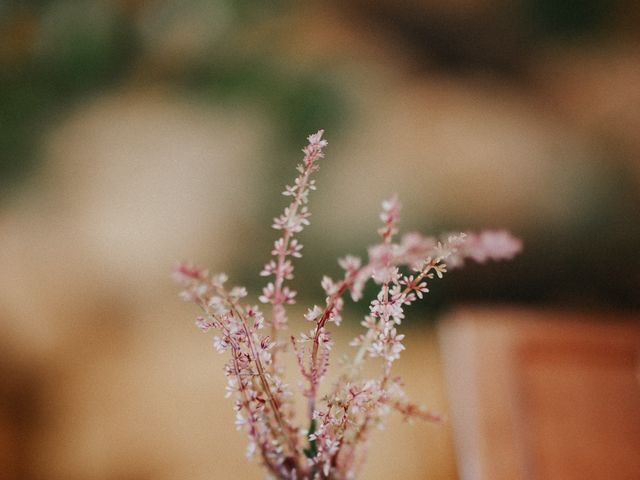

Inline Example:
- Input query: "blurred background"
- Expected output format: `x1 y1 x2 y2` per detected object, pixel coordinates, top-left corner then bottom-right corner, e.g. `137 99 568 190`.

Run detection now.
1 1 639 479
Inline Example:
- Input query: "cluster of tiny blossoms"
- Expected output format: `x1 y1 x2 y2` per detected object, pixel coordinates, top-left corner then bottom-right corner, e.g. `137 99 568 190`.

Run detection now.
174 131 521 480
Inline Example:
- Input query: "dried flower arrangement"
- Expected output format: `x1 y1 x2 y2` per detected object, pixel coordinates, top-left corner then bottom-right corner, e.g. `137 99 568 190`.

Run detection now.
174 131 521 479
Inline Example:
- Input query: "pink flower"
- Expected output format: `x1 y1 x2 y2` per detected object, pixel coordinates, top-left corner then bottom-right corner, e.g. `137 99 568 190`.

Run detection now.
174 130 520 480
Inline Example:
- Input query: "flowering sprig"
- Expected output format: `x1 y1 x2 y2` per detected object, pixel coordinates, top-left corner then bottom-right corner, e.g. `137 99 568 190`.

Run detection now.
175 130 521 479
261 130 328 342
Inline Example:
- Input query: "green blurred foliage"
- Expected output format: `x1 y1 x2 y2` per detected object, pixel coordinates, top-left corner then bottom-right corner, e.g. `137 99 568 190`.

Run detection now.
526 0 616 38
0 0 345 199
0 0 138 192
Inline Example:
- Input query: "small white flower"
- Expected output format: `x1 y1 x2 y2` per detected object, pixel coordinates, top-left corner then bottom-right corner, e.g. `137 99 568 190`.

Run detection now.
230 286 247 299
304 305 323 322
